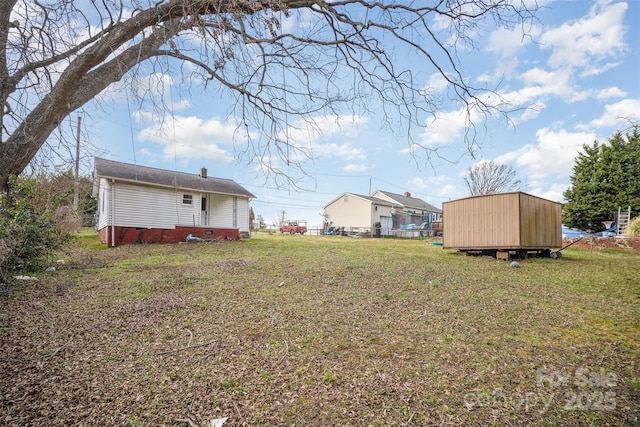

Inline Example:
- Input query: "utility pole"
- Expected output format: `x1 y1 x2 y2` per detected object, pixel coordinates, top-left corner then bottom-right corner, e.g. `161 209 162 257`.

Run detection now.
73 114 81 212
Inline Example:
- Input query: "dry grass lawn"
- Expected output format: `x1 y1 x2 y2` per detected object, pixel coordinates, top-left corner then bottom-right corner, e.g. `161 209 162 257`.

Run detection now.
1 232 639 426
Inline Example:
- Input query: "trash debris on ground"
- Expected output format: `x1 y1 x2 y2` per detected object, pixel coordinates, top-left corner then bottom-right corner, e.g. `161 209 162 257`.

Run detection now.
210 418 228 427
14 275 38 281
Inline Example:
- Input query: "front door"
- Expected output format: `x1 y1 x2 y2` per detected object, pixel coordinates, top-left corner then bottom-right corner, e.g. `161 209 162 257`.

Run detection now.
201 195 209 226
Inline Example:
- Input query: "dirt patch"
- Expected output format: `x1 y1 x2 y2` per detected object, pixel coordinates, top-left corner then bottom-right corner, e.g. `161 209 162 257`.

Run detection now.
564 237 640 252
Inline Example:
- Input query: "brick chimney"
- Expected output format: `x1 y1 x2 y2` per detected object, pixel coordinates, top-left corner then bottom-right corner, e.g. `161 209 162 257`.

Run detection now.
200 167 208 178
404 191 411 198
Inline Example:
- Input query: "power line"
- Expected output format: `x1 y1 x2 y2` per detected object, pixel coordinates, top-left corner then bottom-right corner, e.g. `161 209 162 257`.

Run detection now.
251 200 323 210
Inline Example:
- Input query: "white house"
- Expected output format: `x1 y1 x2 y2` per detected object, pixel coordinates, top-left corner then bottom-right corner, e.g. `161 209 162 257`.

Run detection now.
92 157 255 246
323 190 442 237
371 190 442 229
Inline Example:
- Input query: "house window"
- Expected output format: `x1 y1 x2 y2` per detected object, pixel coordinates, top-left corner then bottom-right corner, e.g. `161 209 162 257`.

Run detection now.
182 194 193 205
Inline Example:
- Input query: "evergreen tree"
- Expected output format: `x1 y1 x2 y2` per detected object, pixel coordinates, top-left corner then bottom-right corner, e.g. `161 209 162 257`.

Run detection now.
563 127 640 232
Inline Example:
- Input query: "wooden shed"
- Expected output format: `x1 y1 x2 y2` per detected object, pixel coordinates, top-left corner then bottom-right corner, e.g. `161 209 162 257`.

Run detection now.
442 192 562 255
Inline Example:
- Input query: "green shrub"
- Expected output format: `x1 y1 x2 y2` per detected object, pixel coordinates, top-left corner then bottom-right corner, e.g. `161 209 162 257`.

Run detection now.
627 216 640 237
0 176 70 282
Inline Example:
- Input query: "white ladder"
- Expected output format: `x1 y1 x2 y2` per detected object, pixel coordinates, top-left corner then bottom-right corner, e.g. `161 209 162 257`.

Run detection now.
617 206 631 236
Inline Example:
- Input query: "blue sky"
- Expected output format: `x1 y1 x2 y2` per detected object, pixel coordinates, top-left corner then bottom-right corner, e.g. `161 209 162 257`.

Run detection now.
84 0 640 227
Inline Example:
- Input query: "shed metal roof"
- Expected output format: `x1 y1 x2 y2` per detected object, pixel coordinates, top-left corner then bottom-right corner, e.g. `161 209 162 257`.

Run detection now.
93 157 255 198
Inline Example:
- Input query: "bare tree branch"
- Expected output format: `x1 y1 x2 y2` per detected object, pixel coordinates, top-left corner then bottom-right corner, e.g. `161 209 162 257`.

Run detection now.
1 0 539 189
464 159 526 195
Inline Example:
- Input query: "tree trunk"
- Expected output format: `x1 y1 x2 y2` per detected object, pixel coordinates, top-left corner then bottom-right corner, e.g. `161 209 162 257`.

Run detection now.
0 19 179 190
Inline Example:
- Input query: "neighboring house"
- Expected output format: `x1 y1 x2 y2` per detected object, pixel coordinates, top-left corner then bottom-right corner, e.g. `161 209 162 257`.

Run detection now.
323 190 442 237
92 157 255 246
371 190 442 230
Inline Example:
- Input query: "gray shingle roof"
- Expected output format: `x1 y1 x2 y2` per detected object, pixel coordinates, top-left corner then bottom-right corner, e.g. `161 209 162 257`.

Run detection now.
93 157 255 198
376 190 441 213
351 193 402 206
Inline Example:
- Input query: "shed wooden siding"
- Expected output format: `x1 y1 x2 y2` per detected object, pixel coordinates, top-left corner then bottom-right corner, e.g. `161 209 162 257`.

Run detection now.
324 195 372 228
518 192 562 248
442 192 561 250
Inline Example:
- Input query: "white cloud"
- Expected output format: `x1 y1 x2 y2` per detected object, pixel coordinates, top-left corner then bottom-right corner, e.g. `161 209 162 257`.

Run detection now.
410 176 449 189
278 115 368 161
429 175 448 185
410 177 427 189
540 1 628 70
425 73 450 93
529 183 570 203
595 87 626 99
97 72 193 112
399 144 415 156
136 148 161 162
482 14 543 81
588 99 640 128
343 163 369 172
498 69 625 121
281 8 315 32
476 73 493 84
568 86 628 103
418 106 480 146
487 25 540 59
514 102 546 123
496 127 596 178
438 184 457 198
138 115 243 163
483 1 631 119
580 61 621 77
172 99 193 110
516 67 573 100
315 143 366 161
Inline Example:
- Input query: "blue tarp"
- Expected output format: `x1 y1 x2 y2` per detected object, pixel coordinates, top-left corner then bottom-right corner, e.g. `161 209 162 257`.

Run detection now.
561 224 617 238
399 223 417 230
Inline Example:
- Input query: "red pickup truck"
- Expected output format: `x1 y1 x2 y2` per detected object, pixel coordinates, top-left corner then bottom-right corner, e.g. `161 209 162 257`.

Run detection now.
280 220 307 234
